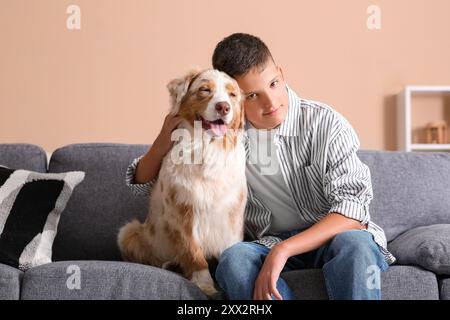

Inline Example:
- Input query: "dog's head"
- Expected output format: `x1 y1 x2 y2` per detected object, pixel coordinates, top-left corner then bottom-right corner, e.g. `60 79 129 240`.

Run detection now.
167 68 244 137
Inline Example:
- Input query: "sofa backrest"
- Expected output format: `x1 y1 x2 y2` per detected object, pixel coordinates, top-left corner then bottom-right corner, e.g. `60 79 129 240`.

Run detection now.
51 146 450 260
3 143 450 261
0 143 47 172
358 150 450 242
49 143 150 261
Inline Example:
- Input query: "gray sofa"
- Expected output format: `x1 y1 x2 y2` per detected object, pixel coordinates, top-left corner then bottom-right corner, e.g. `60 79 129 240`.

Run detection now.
1 142 449 300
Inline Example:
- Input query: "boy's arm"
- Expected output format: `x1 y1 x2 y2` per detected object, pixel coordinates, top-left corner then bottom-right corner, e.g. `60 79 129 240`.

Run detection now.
280 116 373 256
278 213 364 257
254 116 373 300
254 213 364 300
133 143 166 184
125 155 158 196
125 114 183 196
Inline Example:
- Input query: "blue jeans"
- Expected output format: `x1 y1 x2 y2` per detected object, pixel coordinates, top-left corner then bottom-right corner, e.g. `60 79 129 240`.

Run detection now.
215 229 389 300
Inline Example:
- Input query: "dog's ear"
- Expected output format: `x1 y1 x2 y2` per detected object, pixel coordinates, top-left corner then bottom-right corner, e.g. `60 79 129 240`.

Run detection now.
238 92 246 130
227 82 246 131
167 67 202 114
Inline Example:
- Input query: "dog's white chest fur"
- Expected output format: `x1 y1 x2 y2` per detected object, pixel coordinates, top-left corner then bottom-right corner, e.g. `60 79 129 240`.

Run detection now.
151 136 247 258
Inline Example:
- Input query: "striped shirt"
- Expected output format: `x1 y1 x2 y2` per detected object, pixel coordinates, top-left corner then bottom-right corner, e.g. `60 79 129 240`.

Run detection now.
125 85 396 265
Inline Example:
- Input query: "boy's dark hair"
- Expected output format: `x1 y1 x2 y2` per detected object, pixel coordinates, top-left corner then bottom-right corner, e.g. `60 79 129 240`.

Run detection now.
212 33 274 78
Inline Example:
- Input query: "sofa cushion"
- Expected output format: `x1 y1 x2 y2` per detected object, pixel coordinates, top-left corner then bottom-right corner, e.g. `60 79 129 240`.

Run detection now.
280 269 328 299
20 260 207 300
0 143 47 173
388 224 450 275
0 263 23 300
49 143 150 261
0 166 85 271
358 151 450 241
439 278 450 300
281 265 439 300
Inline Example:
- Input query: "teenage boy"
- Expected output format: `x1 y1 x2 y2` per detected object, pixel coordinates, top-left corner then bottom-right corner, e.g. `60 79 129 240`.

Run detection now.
126 33 395 300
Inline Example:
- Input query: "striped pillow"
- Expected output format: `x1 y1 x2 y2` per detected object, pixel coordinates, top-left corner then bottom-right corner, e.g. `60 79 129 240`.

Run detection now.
0 165 85 271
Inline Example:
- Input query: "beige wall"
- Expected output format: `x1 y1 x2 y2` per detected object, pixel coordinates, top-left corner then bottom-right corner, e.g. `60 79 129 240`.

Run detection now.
1 0 450 154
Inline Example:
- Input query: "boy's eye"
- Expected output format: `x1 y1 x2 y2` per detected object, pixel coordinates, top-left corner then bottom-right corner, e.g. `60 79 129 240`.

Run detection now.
271 80 279 88
247 93 257 100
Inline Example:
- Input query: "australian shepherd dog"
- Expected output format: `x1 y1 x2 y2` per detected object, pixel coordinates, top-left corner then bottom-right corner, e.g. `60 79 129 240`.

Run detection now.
118 68 247 296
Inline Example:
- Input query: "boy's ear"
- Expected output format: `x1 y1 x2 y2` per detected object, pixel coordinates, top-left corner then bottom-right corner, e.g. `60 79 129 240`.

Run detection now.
167 67 202 114
277 65 285 82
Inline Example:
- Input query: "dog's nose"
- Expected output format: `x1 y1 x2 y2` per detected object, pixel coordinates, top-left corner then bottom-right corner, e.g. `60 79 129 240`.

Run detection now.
215 102 230 116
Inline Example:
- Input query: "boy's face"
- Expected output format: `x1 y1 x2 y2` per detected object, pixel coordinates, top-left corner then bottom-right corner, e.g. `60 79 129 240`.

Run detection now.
235 60 289 130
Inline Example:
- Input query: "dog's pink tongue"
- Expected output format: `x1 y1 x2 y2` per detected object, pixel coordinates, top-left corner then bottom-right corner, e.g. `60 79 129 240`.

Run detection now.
210 123 227 136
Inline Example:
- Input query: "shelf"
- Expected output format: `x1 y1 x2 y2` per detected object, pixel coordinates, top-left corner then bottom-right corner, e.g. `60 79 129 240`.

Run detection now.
411 144 450 151
406 86 450 93
397 86 450 152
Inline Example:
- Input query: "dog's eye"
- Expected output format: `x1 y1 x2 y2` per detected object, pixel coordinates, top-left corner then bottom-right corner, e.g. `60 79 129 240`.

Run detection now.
199 87 211 93
230 92 236 97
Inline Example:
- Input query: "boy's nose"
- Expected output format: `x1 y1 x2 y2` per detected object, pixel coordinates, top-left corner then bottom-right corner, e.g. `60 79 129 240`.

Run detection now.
262 93 278 111
215 102 230 116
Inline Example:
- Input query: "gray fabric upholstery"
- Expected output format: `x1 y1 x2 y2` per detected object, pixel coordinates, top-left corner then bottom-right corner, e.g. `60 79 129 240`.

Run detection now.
0 143 47 172
1 143 449 300
380 265 439 300
0 263 23 300
388 224 450 275
281 265 439 300
20 261 207 300
358 151 450 242
49 143 151 261
439 278 450 300
281 269 328 299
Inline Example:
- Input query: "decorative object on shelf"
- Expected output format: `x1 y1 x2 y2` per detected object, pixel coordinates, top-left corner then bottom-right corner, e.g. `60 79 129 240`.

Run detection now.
425 120 448 144
397 86 450 151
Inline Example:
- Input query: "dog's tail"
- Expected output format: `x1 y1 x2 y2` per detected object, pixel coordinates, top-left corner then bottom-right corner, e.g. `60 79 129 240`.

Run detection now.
117 220 152 264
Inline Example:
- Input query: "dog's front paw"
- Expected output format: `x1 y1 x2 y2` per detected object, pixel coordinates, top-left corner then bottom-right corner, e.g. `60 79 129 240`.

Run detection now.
191 269 218 297
199 284 219 297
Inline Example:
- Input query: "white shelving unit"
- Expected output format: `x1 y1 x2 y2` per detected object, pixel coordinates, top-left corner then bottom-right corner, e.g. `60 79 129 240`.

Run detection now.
397 86 450 152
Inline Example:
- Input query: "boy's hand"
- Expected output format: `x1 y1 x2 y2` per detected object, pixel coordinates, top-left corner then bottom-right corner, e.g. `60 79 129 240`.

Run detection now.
152 113 183 158
253 243 289 300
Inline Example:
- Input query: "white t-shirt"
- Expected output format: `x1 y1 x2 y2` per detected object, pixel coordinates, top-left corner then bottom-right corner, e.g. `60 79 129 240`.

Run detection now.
246 123 310 234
